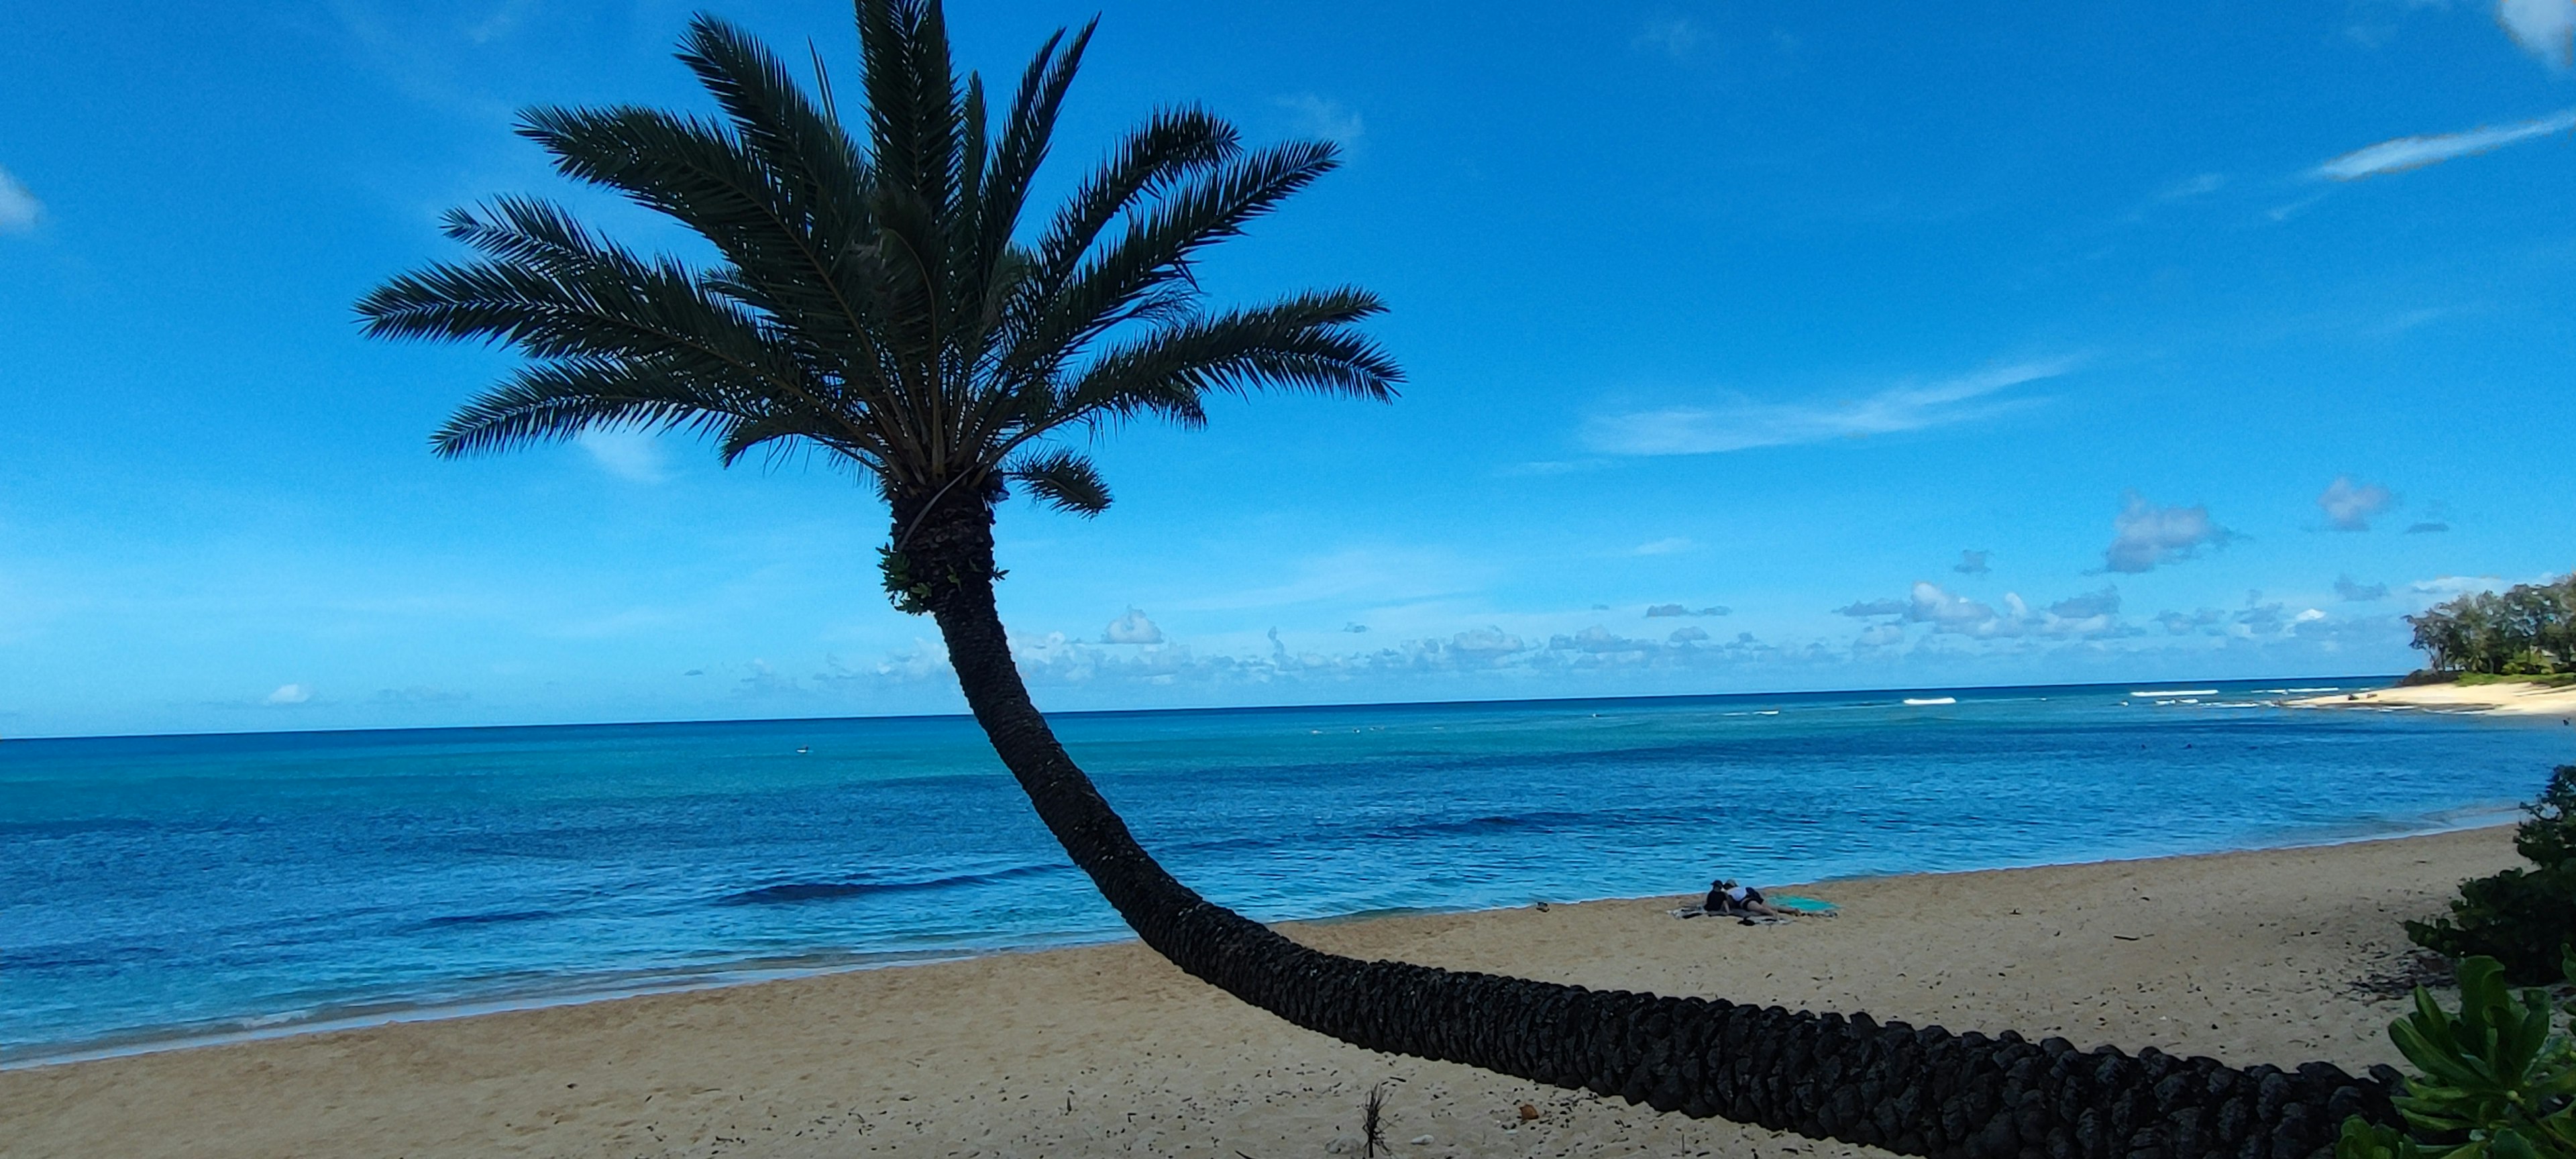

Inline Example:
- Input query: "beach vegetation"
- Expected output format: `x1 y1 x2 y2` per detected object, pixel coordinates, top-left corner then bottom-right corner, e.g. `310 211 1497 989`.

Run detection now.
2408 574 2576 679
2334 954 2576 1159
2408 767 2576 983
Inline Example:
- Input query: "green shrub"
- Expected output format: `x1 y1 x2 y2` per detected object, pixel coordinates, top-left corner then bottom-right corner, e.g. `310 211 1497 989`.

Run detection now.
2408 768 2576 984
2336 955 2576 1159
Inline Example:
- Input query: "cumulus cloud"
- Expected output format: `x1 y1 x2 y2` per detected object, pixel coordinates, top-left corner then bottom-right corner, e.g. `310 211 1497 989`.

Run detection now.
1342 622 1370 633
1644 603 1729 617
1277 94 1364 144
1854 623 1907 649
2155 608 2227 635
0 166 40 234
1102 607 1164 645
1839 582 2128 641
2317 476 2396 531
1668 625 1711 643
2502 0 2576 66
265 683 313 706
2047 587 2121 619
1583 359 2076 456
576 428 667 482
1953 550 1991 575
2335 575 2391 602
2316 107 2576 180
1550 625 1661 654
2102 494 2235 573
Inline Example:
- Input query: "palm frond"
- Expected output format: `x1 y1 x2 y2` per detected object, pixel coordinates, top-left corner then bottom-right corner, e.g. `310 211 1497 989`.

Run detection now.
1042 288 1400 433
431 356 755 458
1009 140 1339 383
1006 446 1111 515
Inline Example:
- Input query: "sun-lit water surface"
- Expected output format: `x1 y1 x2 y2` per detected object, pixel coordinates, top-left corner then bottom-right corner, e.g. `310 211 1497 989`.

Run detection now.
5 680 2569 1064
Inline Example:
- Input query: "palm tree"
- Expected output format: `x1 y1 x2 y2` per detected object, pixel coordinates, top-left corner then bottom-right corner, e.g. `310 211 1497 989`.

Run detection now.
359 5 2392 1156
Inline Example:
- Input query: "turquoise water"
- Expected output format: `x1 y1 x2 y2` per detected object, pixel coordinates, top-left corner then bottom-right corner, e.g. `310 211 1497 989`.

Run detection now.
4 680 2569 1064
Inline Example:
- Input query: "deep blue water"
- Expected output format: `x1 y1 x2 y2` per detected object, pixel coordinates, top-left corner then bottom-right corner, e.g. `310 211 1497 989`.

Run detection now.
5 680 2571 1064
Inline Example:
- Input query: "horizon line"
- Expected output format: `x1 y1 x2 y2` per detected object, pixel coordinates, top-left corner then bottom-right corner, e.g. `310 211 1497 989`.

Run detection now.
0 673 2401 745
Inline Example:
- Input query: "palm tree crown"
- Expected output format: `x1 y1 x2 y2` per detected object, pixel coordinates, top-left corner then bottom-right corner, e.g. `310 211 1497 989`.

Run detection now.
358 0 1397 594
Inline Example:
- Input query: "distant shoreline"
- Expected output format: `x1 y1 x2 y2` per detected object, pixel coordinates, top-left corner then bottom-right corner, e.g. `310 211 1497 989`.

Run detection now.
2286 679 2576 718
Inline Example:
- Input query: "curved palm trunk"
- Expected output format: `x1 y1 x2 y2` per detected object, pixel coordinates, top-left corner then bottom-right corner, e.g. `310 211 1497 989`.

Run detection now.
905 501 2396 1159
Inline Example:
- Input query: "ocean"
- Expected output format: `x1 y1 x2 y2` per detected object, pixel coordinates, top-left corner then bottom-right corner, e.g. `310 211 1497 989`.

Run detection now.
5 680 2569 1066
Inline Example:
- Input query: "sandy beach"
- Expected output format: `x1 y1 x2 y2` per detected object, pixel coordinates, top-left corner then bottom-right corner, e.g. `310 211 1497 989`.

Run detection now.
0 825 2526 1159
2286 680 2576 718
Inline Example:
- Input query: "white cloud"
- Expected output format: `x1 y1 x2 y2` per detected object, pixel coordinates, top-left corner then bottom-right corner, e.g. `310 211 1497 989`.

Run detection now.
0 166 41 234
1835 598 1910 618
2412 574 2506 596
2501 0 2576 66
1277 95 1364 145
1633 537 1694 556
2315 107 2576 180
1635 16 1703 56
2317 476 2396 531
1952 550 1991 575
1854 623 1907 649
2335 575 2392 602
2158 173 2227 200
1584 358 2076 456
576 428 667 482
1102 607 1164 645
2102 494 2235 573
265 683 313 706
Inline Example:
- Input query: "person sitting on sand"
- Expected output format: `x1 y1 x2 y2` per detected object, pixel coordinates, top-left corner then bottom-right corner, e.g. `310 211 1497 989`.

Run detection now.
1705 879 1786 918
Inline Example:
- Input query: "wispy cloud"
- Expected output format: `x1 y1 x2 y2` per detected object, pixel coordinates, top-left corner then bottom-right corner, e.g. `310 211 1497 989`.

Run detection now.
1632 537 1693 556
1634 16 1703 56
2317 476 2396 531
2102 494 2237 573
2157 172 2227 200
1644 603 1729 617
2502 0 2576 66
2316 107 2576 180
576 429 667 483
1584 358 2078 456
1276 95 1364 145
0 166 42 234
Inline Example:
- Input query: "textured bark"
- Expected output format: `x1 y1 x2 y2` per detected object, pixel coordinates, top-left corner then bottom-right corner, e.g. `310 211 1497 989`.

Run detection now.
902 496 2401 1159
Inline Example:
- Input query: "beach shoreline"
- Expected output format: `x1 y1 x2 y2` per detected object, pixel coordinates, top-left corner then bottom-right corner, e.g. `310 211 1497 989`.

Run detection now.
1 810 2528 1074
0 825 2528 1158
2285 679 2576 718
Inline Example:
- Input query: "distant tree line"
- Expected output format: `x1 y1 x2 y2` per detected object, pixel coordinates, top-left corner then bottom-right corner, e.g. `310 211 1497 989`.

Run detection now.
2407 571 2576 676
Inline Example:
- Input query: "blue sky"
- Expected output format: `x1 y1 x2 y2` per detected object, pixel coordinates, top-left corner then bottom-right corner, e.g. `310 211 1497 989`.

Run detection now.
3 1 2574 736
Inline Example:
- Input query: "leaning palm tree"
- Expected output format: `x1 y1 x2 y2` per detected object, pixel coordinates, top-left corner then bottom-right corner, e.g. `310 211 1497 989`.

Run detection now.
360 5 2394 1156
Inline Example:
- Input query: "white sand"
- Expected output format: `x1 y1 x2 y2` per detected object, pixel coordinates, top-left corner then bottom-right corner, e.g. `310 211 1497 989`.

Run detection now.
0 826 2520 1159
2286 680 2576 718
